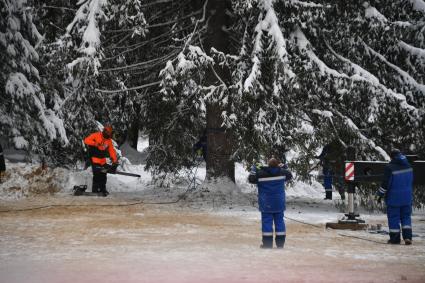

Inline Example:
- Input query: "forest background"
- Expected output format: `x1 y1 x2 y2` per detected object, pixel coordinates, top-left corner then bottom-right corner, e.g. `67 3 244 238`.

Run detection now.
1 0 424 191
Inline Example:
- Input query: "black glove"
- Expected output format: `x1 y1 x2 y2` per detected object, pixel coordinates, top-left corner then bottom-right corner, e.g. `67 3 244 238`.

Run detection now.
108 163 118 174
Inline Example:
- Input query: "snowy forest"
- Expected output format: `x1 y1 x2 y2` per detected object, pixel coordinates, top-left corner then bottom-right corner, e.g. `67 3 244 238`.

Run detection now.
1 0 425 181
2 1 425 282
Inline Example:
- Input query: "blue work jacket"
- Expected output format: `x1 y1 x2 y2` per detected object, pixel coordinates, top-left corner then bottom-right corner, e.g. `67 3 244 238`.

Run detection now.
378 154 413 206
249 166 293 213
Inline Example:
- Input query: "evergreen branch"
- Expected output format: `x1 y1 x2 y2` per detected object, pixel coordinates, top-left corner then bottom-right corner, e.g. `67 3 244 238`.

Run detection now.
101 24 194 62
332 110 390 160
181 0 208 53
146 0 194 22
95 81 161 94
361 39 425 95
99 52 178 72
139 0 176 9
105 10 202 33
107 23 194 50
41 5 76 12
324 39 419 112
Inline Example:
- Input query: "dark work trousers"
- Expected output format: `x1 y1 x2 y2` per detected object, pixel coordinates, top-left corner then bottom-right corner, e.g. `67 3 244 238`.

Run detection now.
92 165 107 193
387 205 412 243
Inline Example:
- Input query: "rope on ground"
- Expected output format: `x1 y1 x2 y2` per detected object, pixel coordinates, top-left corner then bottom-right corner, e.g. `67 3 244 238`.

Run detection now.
0 195 201 213
284 216 323 228
284 216 388 245
337 233 387 245
0 201 145 213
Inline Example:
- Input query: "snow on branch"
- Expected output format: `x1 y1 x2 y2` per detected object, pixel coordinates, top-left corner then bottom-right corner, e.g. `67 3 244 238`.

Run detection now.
158 45 214 97
399 41 425 59
95 81 161 94
66 0 107 57
181 0 208 53
261 0 287 59
363 3 414 27
333 110 390 160
324 40 379 84
244 0 289 91
409 0 425 13
99 52 179 73
362 40 425 95
290 0 324 8
291 27 346 78
325 41 419 112
6 73 69 146
312 109 333 118
363 2 388 22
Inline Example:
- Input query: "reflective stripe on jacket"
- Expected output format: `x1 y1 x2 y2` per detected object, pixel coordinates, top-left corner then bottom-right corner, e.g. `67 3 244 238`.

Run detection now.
249 166 292 213
84 132 117 165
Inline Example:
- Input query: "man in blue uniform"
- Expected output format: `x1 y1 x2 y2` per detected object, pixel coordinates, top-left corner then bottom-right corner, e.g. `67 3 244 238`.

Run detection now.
0 143 5 183
323 166 333 200
193 131 207 161
249 157 293 249
377 149 414 245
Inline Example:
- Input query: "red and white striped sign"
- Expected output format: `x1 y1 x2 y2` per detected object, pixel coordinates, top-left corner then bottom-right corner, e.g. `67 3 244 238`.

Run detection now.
345 162 355 181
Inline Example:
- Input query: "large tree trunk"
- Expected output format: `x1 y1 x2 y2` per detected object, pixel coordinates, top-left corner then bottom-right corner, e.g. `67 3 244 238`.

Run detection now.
203 0 235 181
127 103 141 149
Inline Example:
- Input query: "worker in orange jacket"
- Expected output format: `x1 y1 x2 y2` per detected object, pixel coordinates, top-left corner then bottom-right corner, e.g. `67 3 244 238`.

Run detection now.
84 125 118 196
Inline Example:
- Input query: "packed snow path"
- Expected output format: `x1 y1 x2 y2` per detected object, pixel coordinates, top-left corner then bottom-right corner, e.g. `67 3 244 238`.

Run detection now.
1 195 424 283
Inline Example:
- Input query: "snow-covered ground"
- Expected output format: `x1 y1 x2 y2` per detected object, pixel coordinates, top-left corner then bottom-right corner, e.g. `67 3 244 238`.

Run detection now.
1 152 425 282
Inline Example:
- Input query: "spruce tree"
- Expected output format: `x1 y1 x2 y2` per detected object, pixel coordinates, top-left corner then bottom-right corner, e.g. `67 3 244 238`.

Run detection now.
0 0 68 159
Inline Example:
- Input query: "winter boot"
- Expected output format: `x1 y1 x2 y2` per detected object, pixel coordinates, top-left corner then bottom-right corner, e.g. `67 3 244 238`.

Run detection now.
275 235 286 249
388 232 401 244
92 183 100 193
402 228 412 245
260 236 273 249
324 191 332 200
98 183 109 197
99 188 109 197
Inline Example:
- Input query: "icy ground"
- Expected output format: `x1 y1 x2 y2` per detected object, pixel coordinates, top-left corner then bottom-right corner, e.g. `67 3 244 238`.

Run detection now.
0 159 425 282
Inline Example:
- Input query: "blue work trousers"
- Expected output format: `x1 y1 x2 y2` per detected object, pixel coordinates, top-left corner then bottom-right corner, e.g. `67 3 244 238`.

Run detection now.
261 212 286 236
387 205 412 239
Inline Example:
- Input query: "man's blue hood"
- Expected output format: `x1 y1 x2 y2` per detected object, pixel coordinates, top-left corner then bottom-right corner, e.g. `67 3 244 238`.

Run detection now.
391 153 410 167
265 167 281 175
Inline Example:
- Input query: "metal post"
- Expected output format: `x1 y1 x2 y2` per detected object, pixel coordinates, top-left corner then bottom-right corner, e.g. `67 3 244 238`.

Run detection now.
346 146 356 219
347 182 356 220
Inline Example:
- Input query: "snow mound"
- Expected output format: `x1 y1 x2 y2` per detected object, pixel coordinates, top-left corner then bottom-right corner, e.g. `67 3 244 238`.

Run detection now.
119 142 147 165
181 178 256 210
0 162 64 200
287 180 325 199
0 160 330 208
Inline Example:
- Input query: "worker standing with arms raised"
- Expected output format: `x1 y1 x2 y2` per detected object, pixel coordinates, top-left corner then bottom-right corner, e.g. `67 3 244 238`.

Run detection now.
249 157 292 249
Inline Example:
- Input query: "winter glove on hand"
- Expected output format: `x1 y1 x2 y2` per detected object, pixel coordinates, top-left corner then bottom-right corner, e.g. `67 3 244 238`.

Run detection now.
251 164 257 172
100 166 109 173
248 164 258 184
109 163 118 174
279 163 288 169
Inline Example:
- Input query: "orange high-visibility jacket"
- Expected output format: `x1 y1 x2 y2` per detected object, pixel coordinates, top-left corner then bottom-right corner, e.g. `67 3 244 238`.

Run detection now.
84 132 118 165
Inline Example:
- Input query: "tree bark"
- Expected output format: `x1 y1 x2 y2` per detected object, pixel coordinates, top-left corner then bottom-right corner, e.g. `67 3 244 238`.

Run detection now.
203 0 235 182
127 103 141 149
